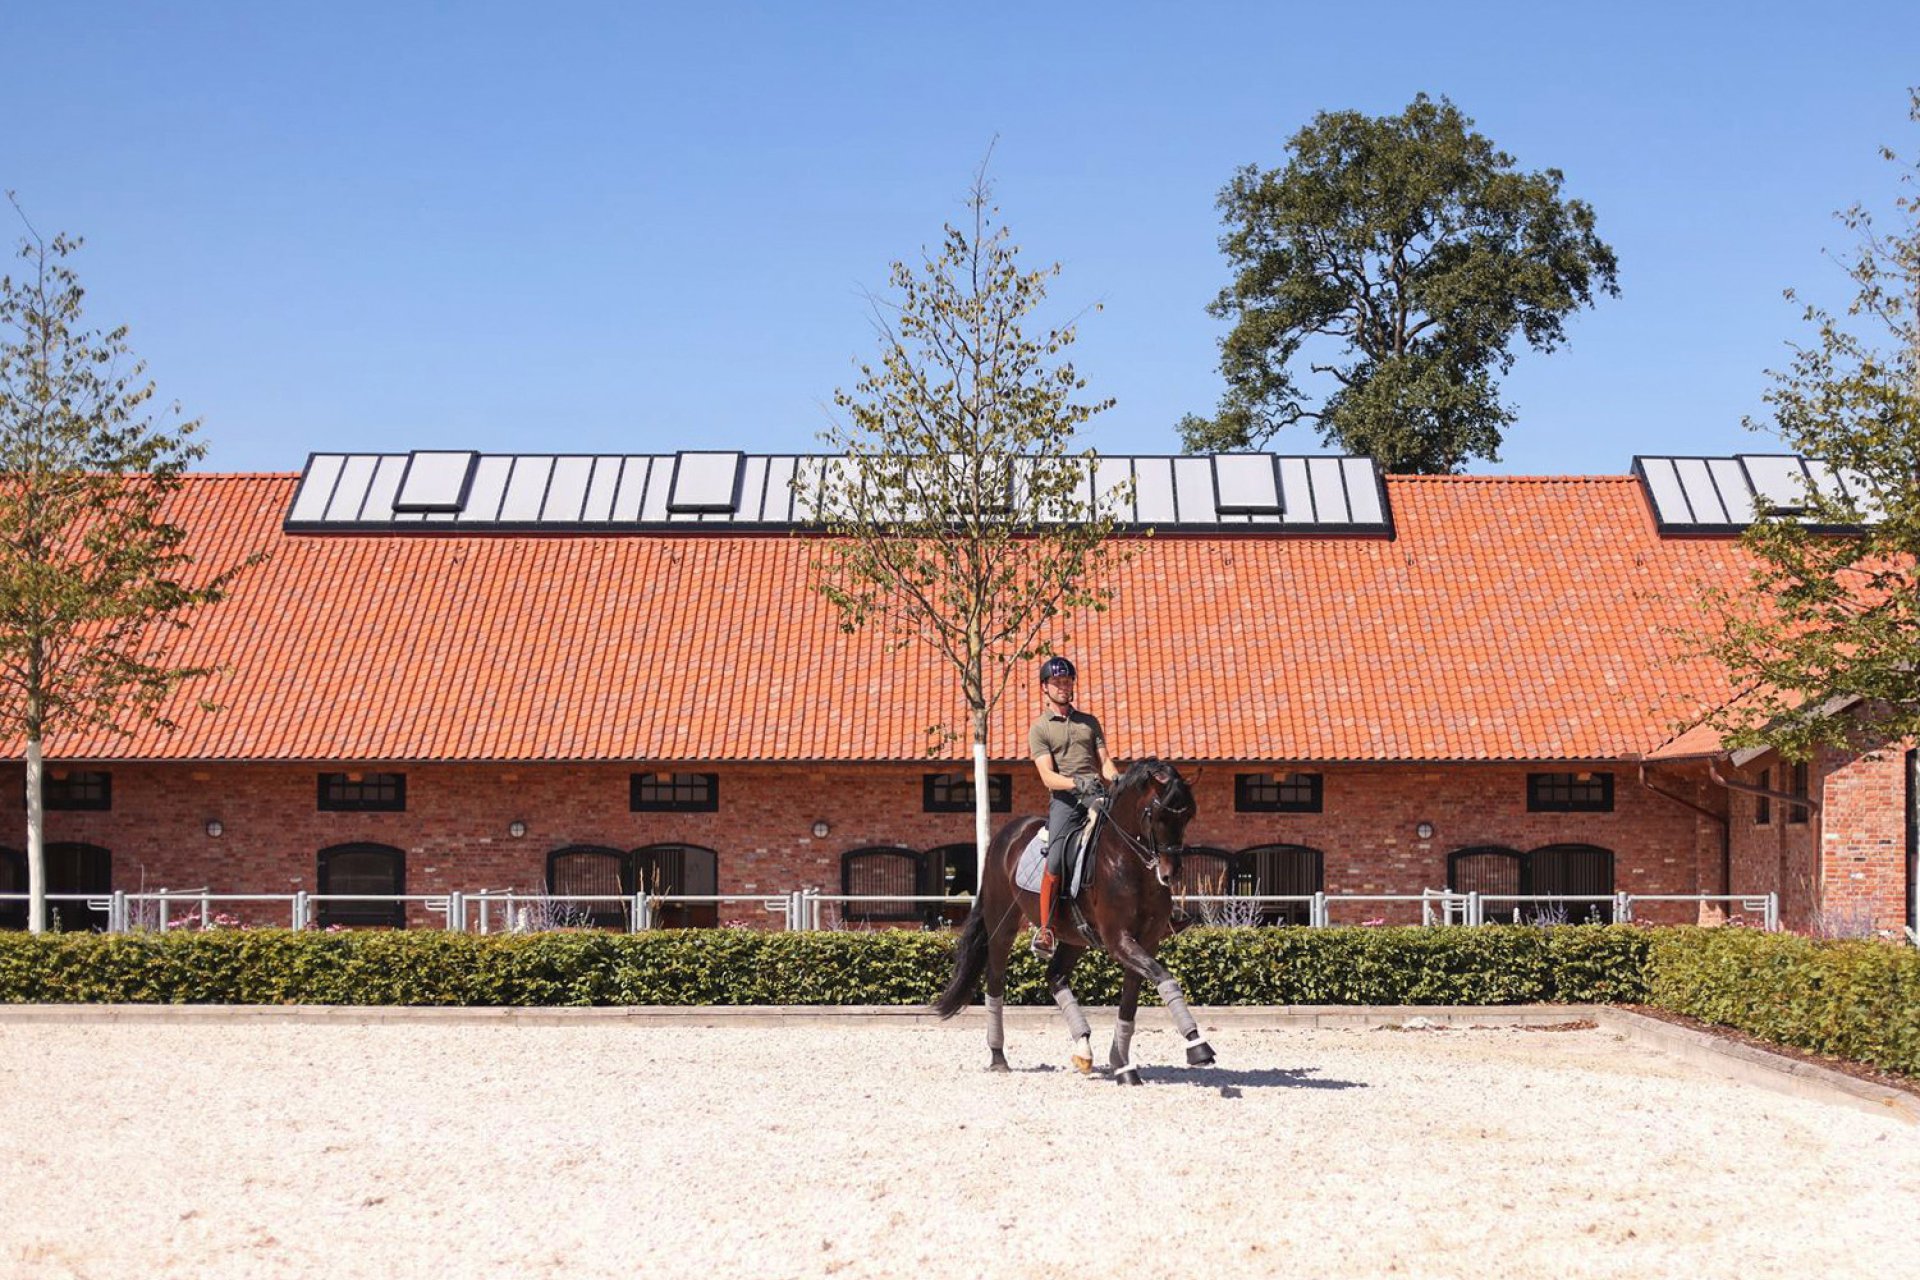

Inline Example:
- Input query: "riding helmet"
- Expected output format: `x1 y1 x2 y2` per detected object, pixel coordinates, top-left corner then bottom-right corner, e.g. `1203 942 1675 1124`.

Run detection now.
1038 656 1076 684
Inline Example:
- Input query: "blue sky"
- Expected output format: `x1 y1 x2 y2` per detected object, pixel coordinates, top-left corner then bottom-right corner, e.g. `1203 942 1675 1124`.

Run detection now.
5 2 1916 475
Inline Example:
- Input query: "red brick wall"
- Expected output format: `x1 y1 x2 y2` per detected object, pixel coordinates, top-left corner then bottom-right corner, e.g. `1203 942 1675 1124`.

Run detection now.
1725 743 1914 937
1817 742 1913 938
1727 761 1820 931
3 759 1723 927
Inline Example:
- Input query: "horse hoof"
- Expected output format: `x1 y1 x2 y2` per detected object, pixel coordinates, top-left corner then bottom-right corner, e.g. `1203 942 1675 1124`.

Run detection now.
988 1052 1010 1073
1115 1067 1143 1086
1071 1053 1093 1075
1184 1039 1216 1067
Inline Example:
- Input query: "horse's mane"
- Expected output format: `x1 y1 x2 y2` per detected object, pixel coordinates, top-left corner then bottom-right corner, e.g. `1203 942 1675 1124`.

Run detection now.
1115 757 1193 813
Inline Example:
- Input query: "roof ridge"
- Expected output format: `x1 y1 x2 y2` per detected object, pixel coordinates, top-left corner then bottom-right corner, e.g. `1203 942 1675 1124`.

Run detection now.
1385 474 1635 484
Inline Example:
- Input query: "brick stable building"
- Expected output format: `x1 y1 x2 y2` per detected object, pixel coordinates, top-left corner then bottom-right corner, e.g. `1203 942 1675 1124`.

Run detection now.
3 449 1913 936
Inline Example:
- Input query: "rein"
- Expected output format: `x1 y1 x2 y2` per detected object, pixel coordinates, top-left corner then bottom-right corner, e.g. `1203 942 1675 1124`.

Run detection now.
1099 775 1194 886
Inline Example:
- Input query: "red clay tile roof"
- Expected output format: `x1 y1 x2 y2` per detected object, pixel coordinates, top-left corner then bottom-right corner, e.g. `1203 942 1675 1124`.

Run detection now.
19 472 1757 764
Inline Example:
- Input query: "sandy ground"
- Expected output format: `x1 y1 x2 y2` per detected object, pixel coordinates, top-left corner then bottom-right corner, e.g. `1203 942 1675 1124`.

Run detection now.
1 1015 1916 1280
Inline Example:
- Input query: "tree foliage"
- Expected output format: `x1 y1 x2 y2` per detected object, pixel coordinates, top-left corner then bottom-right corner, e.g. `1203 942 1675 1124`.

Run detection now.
1180 93 1619 473
1693 92 1920 760
809 171 1126 872
0 202 262 931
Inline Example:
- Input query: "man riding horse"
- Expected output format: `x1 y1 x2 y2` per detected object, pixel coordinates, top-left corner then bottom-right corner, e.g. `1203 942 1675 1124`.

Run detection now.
1027 655 1120 959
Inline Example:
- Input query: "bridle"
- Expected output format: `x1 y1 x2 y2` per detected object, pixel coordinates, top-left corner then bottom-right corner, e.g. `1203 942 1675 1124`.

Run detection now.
1102 769 1193 887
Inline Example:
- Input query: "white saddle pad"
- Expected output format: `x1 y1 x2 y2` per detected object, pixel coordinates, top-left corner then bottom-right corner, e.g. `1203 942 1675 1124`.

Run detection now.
1014 830 1048 893
1013 812 1097 897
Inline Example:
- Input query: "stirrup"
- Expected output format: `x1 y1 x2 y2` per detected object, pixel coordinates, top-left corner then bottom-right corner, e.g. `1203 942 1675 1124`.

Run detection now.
1030 926 1056 959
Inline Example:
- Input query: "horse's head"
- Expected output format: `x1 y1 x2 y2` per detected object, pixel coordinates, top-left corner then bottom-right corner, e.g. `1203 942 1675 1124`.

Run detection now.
1111 758 1197 887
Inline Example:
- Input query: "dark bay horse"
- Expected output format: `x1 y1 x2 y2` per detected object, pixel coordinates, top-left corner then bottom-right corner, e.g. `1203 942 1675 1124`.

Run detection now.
933 758 1214 1084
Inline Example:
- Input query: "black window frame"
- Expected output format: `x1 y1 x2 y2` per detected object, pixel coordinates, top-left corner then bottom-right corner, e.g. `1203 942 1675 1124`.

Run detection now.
1526 771 1614 813
1754 768 1772 826
317 772 407 812
316 842 407 928
1234 771 1324 814
1787 761 1810 825
43 770 112 812
630 772 719 813
922 771 1012 814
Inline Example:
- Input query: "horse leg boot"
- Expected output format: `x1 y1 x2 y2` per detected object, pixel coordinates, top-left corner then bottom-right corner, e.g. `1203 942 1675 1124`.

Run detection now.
985 994 1009 1072
1156 976 1216 1066
1110 974 1142 1085
1051 986 1093 1075
1046 949 1093 1074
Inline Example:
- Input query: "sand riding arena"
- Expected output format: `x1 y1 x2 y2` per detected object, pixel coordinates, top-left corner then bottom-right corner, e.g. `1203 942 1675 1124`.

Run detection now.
1 1006 1915 1280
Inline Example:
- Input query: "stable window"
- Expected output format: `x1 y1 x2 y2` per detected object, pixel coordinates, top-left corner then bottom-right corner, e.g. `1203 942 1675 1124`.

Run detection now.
1754 769 1772 826
316 843 406 928
630 772 719 812
1526 772 1614 812
1787 762 1810 825
44 770 111 811
922 772 1011 814
318 772 406 812
1234 771 1323 813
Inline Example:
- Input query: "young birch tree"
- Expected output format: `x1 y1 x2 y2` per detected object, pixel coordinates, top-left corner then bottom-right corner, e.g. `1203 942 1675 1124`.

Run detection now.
810 174 1126 885
1694 93 1920 759
0 206 260 931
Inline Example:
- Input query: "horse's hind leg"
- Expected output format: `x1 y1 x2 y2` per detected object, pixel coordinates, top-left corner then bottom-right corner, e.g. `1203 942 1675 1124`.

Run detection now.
1046 946 1093 1075
1110 971 1143 1086
984 908 1015 1073
1110 930 1216 1067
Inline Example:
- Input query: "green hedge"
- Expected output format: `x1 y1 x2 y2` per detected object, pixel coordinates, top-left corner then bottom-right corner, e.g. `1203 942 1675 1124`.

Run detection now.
0 923 1910 1076
1648 927 1920 1075
0 924 1649 1008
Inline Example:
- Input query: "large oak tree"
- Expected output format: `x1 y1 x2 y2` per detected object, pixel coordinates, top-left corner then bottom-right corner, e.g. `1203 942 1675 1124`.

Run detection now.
1181 94 1619 473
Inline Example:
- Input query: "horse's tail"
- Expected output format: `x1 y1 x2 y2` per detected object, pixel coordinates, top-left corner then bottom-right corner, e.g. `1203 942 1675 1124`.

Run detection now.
932 903 989 1019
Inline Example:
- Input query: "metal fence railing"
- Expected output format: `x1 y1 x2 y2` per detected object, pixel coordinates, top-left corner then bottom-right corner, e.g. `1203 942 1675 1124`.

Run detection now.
0 889 1781 934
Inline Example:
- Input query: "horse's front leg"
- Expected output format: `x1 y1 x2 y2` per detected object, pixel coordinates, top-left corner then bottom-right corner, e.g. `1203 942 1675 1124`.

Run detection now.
1046 946 1094 1075
1110 971 1143 1086
1109 931 1216 1067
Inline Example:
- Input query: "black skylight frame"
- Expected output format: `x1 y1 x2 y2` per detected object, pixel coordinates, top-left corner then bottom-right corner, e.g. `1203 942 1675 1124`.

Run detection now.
1633 454 1874 537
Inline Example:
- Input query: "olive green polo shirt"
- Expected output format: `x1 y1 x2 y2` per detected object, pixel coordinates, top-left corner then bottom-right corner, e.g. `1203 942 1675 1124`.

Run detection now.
1029 707 1107 784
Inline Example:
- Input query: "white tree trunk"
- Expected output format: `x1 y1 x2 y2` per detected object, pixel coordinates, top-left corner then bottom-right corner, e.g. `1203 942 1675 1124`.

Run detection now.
25 737 45 935
971 708 991 894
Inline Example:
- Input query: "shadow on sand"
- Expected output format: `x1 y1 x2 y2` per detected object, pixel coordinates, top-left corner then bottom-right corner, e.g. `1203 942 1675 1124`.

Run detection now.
1001 1063 1367 1093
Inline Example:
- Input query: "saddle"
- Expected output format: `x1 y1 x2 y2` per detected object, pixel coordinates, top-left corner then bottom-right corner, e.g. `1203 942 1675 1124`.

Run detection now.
1013 800 1106 902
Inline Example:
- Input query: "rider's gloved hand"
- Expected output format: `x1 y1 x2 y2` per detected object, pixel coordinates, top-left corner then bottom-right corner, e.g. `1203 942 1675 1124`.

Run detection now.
1073 774 1109 802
